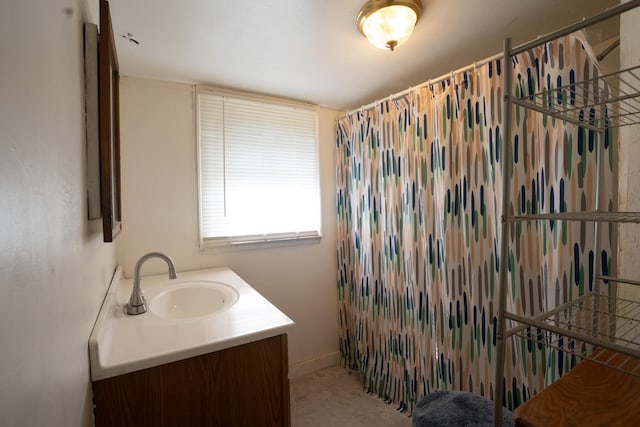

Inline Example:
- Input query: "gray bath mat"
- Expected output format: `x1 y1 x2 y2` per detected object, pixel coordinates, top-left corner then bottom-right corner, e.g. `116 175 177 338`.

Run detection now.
412 390 514 427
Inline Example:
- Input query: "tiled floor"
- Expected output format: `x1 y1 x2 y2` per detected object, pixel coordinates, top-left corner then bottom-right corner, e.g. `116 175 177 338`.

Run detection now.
290 365 413 427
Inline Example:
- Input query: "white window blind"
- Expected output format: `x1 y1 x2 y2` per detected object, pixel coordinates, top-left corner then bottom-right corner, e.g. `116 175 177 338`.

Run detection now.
197 90 320 245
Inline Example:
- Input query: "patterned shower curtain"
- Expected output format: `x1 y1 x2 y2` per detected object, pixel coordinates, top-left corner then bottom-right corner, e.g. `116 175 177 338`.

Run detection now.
336 32 612 413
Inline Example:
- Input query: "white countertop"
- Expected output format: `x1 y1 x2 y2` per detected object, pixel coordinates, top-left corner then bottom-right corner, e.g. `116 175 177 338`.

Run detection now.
89 266 295 381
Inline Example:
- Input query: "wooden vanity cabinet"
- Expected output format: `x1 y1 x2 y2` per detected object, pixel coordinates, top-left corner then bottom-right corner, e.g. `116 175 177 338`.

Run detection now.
92 334 290 427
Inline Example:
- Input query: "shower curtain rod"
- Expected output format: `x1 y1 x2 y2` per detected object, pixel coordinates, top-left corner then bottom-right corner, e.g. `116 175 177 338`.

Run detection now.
338 50 502 120
338 0 640 121
596 38 620 62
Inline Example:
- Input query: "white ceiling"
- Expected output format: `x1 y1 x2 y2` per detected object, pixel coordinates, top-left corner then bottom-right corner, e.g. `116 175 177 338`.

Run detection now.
104 0 619 111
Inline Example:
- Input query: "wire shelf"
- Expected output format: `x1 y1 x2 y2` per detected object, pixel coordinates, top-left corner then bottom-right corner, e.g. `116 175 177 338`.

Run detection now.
510 211 640 223
513 64 640 131
506 292 640 377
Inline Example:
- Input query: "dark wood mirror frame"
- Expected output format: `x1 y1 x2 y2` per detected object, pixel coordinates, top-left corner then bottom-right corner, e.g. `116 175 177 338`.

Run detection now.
99 0 122 242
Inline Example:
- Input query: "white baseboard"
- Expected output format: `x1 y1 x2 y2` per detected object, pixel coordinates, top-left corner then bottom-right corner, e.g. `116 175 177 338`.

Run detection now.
289 351 341 378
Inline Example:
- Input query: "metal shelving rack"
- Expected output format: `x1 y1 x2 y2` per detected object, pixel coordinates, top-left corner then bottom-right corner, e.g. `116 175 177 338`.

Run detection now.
494 1 640 425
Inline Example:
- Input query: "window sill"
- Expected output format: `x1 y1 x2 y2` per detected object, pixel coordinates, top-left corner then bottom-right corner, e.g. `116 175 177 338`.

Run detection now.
199 232 322 253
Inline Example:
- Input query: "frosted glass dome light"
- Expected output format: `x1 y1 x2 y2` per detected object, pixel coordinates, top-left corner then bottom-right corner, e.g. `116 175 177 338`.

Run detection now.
356 0 423 51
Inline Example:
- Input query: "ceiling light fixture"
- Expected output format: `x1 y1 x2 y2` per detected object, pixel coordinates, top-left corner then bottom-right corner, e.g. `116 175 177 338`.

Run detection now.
356 0 423 51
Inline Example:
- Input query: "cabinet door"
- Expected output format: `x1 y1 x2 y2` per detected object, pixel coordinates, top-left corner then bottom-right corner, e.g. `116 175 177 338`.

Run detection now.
93 334 290 427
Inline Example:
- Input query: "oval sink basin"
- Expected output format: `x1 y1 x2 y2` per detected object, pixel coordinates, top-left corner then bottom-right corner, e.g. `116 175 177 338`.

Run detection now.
150 281 239 319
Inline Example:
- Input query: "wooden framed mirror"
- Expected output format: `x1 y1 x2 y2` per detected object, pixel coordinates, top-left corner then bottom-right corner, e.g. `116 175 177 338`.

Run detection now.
99 0 122 242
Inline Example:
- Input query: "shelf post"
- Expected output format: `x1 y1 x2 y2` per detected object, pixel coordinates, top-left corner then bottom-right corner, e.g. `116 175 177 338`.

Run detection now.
494 36 513 427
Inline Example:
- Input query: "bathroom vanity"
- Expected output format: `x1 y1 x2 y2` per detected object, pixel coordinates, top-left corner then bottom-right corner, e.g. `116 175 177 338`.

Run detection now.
92 334 289 426
89 266 294 426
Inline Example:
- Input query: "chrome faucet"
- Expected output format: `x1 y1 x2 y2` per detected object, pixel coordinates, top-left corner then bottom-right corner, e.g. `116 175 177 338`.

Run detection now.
126 252 178 315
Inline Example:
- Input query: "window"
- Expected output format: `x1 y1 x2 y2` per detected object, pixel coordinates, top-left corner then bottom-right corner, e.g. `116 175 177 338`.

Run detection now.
197 89 321 246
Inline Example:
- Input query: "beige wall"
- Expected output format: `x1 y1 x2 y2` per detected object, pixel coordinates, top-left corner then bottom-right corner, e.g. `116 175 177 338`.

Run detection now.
618 3 640 300
0 0 117 425
117 77 341 375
